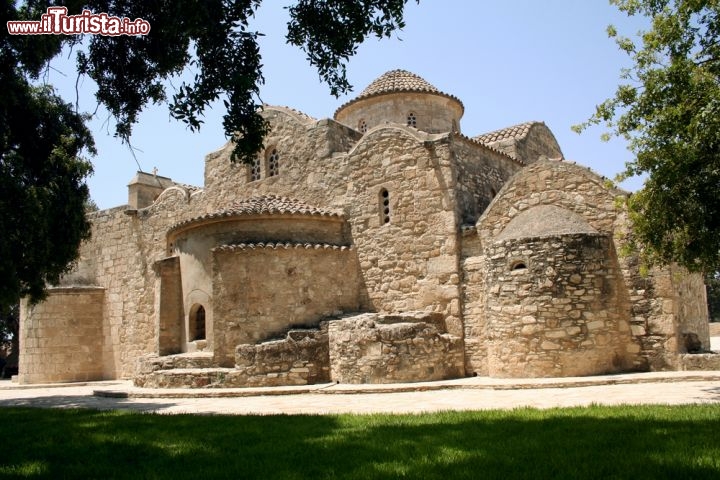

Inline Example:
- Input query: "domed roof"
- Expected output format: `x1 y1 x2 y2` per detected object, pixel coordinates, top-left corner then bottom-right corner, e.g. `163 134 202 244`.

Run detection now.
359 69 442 97
496 205 598 241
334 69 463 118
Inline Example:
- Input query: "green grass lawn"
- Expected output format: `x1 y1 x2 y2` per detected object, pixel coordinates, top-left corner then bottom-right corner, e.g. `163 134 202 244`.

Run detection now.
1 404 719 479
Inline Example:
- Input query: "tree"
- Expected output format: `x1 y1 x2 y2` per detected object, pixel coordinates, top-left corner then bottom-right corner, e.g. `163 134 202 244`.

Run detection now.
2 0 415 307
1 30 95 306
707 271 720 321
0 304 19 378
575 0 720 273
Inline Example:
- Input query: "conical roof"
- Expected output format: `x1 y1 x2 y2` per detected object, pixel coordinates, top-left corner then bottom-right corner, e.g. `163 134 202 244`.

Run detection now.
334 69 463 118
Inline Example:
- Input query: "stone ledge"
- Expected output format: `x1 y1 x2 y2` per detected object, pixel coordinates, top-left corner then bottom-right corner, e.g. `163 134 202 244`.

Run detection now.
95 371 720 399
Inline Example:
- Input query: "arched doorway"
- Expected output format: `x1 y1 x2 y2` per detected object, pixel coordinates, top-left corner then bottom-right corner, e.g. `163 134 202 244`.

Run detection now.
189 304 206 341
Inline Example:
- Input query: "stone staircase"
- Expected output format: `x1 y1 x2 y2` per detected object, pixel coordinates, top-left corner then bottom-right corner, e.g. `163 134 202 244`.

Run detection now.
133 311 466 388
133 325 330 389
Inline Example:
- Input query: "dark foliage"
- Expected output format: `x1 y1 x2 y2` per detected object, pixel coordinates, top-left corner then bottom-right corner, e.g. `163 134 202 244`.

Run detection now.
1 0 414 308
576 0 720 273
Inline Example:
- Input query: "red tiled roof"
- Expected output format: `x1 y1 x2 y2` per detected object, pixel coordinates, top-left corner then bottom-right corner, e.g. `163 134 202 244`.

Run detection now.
334 70 463 118
473 122 540 145
169 195 342 232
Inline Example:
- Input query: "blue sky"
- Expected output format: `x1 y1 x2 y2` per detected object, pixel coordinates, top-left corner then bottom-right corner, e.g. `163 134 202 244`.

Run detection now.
45 1 650 209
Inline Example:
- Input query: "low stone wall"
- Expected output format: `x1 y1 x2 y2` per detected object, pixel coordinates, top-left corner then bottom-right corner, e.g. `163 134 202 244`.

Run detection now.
677 353 720 371
136 352 214 374
234 326 330 386
19 287 106 384
328 312 464 384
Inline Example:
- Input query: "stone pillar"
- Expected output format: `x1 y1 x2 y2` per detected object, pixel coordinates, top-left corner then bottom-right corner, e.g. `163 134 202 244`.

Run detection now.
154 257 183 356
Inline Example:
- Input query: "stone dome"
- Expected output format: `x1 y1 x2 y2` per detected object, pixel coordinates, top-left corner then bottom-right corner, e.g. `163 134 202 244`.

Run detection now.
356 69 447 98
334 70 464 134
496 205 598 242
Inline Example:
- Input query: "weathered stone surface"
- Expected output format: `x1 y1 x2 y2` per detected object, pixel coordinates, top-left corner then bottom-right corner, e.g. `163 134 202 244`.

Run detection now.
19 287 106 384
328 312 464 384
18 69 713 387
233 325 330 386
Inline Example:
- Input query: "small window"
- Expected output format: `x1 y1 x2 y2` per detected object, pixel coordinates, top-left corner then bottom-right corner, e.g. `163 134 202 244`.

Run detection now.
190 304 206 341
249 157 261 182
267 148 279 177
358 119 368 133
407 112 417 128
511 261 527 271
379 188 390 225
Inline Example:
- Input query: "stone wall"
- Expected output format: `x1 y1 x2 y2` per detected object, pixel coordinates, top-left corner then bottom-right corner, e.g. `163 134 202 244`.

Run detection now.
328 312 464 383
672 267 710 351
200 110 468 334
513 123 564 164
461 255 488 376
154 256 183 356
342 129 463 334
335 92 464 134
77 189 197 378
19 287 105 383
211 244 364 366
451 135 522 226
474 159 710 373
485 234 635 377
201 109 358 210
234 326 330 386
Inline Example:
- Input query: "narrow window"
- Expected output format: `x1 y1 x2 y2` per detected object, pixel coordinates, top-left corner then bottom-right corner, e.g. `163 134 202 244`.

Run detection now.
511 261 527 271
267 148 279 177
379 188 390 225
190 304 206 341
407 112 417 128
358 119 368 133
249 157 261 182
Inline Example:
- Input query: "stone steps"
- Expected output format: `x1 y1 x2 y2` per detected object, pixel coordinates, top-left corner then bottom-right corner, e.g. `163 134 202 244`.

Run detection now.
134 367 318 389
136 352 214 375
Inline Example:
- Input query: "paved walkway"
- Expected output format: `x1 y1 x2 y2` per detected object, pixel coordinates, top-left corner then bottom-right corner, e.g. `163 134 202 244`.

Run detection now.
1 371 720 415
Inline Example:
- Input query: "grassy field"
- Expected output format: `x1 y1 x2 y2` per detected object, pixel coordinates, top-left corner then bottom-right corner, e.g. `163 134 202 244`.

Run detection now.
1 404 719 479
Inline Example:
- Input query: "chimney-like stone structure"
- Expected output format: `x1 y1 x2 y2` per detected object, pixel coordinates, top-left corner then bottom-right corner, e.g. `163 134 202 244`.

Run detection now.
127 171 174 209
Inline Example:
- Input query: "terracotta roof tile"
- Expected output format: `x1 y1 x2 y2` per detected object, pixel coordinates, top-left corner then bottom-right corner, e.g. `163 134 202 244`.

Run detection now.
474 122 540 145
334 69 463 118
359 69 441 97
170 195 342 232
213 242 351 252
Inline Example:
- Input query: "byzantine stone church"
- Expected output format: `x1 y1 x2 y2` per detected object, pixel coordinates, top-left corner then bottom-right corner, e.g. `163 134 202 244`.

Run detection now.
19 70 714 387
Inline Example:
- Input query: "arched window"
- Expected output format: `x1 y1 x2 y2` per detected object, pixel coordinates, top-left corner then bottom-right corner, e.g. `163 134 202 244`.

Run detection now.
379 188 390 225
358 119 368 133
267 148 279 177
510 261 527 272
190 304 206 341
249 157 261 182
407 112 417 128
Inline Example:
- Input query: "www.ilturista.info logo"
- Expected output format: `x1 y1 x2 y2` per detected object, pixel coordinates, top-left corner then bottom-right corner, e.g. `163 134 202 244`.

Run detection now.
7 7 150 36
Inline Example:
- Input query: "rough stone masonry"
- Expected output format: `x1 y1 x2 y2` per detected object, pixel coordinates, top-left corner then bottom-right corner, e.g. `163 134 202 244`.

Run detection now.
19 70 715 387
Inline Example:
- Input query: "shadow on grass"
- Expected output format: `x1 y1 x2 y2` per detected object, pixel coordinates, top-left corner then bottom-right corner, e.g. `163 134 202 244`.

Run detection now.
1 405 719 479
0 393 179 413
